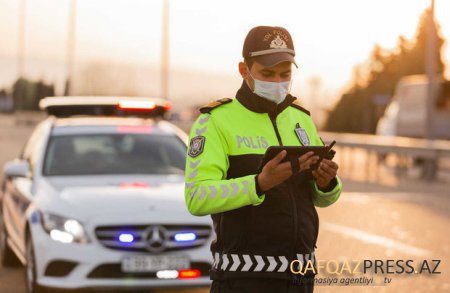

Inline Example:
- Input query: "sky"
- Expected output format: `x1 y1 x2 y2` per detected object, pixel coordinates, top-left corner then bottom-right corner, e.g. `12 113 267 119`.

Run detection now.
0 0 449 110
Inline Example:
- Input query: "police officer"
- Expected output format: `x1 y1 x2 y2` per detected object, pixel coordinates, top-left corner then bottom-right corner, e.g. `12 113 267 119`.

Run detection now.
184 26 342 293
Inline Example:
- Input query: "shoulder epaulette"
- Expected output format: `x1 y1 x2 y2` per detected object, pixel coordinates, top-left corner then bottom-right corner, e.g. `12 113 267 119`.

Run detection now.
199 98 232 114
289 100 310 116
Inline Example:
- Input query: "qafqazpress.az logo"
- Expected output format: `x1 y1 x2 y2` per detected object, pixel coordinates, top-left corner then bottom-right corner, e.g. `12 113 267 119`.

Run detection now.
289 259 442 286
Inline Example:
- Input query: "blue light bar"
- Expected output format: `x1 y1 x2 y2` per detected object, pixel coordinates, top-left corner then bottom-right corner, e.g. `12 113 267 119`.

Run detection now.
174 232 197 242
118 233 135 243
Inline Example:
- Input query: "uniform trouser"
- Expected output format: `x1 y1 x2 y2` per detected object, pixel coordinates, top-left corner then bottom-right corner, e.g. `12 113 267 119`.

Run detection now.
210 277 314 293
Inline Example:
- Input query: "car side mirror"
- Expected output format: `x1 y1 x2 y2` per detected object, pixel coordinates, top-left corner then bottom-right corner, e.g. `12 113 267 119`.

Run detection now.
3 159 30 178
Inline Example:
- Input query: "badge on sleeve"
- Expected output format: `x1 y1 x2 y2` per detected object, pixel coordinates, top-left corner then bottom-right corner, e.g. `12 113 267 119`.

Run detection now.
294 123 310 146
188 136 205 158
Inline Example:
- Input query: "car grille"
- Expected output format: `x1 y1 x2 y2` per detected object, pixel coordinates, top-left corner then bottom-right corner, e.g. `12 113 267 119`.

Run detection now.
87 261 211 279
44 260 78 277
95 224 212 253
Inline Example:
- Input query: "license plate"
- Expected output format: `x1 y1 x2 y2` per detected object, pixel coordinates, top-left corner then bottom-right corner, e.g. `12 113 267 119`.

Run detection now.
121 255 190 273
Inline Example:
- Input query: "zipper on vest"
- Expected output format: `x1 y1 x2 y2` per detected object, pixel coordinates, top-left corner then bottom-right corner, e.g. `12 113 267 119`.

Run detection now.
270 116 283 146
269 113 298 261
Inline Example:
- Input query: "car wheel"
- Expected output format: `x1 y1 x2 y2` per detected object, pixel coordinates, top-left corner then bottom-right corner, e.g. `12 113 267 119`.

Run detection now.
0 213 20 267
25 230 44 293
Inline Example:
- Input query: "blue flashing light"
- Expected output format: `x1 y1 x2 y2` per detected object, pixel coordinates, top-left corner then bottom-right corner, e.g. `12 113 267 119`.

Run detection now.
118 233 135 243
174 232 197 242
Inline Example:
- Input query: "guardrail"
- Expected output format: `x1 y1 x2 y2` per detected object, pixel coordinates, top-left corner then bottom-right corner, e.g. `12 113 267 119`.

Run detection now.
0 111 45 127
319 132 450 181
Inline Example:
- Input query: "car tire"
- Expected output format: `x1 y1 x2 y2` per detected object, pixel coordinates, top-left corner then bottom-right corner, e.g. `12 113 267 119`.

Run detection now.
0 213 20 267
25 230 44 293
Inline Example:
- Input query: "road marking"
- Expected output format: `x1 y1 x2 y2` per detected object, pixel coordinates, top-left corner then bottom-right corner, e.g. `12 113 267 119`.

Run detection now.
322 222 430 257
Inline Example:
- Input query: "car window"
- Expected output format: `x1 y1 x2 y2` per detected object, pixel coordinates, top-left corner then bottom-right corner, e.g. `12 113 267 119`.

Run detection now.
21 123 46 175
21 125 43 160
436 81 450 111
43 134 187 176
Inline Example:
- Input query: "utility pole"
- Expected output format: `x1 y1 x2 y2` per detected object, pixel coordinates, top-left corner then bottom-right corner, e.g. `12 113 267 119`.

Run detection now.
161 0 170 99
423 0 438 180
425 0 436 140
17 0 26 78
65 0 77 95
15 0 27 109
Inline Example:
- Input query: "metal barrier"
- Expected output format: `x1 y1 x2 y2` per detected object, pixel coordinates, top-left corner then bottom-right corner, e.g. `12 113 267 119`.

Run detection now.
0 111 46 127
319 132 450 181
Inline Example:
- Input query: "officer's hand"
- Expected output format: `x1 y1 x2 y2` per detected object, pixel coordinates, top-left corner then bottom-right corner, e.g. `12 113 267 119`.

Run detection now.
312 159 339 190
258 150 319 193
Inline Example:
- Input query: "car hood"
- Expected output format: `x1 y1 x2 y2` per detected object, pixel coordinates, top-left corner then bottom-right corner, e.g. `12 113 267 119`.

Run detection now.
35 175 207 225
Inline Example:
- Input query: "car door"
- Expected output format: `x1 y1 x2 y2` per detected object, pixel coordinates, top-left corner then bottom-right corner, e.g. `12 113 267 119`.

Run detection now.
3 123 45 257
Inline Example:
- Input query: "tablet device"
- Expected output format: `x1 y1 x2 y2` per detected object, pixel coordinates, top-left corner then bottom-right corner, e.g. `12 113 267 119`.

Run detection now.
258 141 336 172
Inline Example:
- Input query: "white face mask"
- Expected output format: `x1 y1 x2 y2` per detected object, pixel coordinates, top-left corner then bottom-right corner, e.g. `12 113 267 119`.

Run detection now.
248 70 292 104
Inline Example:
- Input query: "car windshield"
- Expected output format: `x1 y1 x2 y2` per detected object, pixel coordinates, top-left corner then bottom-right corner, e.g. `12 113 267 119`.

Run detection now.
43 133 187 176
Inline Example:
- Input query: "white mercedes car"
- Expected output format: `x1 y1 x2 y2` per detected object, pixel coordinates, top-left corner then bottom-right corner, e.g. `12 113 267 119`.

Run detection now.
0 97 213 292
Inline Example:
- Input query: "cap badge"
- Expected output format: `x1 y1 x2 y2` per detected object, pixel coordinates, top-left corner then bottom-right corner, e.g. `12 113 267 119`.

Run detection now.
270 35 288 49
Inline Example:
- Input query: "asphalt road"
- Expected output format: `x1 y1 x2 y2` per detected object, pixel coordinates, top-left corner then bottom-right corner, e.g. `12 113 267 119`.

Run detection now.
1 114 449 293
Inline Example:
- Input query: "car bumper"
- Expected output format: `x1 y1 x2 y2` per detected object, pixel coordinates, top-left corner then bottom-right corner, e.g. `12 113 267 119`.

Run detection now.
30 223 212 290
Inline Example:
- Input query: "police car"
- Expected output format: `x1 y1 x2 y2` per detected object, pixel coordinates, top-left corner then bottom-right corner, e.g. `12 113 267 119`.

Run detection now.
0 97 213 292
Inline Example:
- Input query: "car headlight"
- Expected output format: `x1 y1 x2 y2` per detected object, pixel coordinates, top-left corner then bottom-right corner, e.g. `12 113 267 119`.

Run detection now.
41 213 90 244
